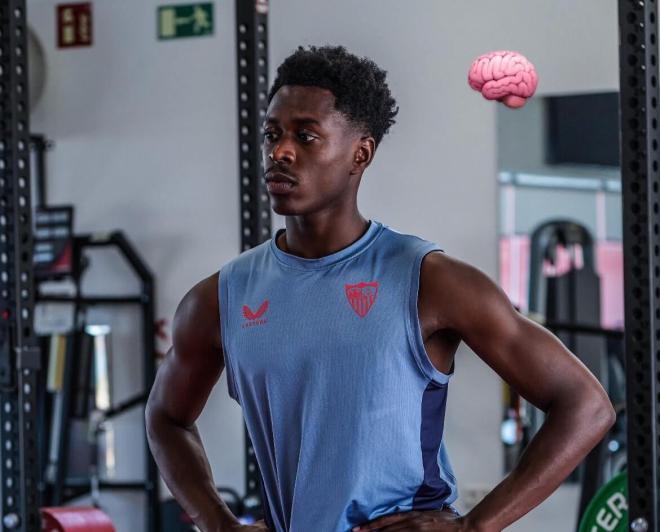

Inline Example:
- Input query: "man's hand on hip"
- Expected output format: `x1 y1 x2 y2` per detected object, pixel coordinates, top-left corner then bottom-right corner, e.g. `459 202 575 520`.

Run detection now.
352 509 474 531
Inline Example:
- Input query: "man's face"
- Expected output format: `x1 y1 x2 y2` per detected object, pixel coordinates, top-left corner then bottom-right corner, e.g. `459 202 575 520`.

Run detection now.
262 85 362 216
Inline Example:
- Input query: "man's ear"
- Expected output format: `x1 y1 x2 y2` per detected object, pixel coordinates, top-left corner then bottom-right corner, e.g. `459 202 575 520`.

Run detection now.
351 136 376 175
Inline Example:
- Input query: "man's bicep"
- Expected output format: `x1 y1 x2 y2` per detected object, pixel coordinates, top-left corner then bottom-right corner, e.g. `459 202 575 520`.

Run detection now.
150 344 223 427
442 258 595 411
150 274 225 427
463 310 582 411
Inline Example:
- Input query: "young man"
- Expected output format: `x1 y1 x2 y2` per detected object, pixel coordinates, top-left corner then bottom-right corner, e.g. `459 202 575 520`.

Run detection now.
146 45 616 532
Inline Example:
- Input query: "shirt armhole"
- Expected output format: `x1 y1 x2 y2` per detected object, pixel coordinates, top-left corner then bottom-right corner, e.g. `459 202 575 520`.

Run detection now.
218 267 240 403
405 244 454 386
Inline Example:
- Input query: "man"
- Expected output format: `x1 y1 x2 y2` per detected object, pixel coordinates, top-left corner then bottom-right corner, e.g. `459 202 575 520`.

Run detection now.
146 45 616 532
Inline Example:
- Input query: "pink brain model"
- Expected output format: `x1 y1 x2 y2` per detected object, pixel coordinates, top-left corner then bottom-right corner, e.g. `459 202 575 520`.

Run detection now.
468 50 538 108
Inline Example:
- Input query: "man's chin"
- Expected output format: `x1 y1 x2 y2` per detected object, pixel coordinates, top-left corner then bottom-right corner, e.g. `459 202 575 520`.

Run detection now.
270 200 299 216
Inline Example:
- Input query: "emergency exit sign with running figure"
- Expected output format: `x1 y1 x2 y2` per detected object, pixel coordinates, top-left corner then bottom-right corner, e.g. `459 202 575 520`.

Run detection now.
158 3 214 40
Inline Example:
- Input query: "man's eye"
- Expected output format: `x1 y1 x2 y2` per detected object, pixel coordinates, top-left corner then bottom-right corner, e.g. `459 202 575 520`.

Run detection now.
263 131 277 141
299 133 315 142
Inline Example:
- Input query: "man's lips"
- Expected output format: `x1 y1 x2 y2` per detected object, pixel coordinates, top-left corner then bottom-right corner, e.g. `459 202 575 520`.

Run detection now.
264 170 297 185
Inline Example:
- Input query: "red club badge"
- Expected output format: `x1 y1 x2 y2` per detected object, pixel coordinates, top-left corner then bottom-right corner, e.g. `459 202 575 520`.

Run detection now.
345 281 379 318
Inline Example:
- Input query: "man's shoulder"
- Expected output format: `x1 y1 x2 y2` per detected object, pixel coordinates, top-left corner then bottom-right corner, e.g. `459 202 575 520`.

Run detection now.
221 239 271 268
377 222 444 256
419 250 510 330
177 273 220 321
420 250 489 291
175 271 222 350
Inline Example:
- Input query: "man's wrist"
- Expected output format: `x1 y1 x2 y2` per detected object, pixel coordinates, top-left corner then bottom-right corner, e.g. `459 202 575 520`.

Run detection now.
196 502 240 532
216 506 241 531
460 511 493 532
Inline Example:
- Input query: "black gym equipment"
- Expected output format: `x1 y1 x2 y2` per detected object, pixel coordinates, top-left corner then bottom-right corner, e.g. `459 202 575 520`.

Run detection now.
0 0 658 530
499 3 660 528
618 1 660 529
503 219 627 528
0 1 42 529
534 222 623 524
23 130 161 530
35 231 160 532
234 0 271 522
527 220 610 437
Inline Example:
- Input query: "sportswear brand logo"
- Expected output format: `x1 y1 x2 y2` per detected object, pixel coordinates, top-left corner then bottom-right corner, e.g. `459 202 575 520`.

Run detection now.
242 300 269 328
345 281 379 317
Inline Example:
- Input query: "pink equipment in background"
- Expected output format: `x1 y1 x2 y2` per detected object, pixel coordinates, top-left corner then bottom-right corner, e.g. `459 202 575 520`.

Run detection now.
41 507 115 532
468 50 538 108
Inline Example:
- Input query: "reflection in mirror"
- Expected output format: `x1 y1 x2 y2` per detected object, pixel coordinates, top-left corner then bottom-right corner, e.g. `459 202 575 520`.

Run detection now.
498 92 626 530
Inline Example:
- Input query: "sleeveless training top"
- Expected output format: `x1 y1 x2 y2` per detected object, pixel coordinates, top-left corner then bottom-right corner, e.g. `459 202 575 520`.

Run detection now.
218 219 458 532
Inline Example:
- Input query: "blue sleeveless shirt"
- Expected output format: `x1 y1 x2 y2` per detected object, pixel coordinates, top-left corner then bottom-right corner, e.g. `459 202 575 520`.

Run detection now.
218 220 458 532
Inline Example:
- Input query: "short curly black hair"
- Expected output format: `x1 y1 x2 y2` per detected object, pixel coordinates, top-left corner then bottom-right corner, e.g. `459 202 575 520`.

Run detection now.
267 45 399 147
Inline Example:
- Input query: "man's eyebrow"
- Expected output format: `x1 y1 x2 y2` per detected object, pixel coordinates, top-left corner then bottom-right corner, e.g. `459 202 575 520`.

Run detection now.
292 117 322 126
264 116 322 126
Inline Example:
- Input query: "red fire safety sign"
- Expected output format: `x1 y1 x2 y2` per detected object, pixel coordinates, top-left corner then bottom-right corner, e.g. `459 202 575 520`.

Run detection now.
57 3 93 48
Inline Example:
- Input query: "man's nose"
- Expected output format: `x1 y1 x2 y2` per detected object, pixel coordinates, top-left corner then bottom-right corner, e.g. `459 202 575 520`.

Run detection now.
270 138 295 165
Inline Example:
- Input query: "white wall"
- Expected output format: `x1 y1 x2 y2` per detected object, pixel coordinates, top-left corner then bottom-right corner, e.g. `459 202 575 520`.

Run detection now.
27 1 619 530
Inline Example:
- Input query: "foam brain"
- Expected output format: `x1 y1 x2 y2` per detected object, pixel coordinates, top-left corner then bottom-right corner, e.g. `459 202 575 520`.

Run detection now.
468 50 538 108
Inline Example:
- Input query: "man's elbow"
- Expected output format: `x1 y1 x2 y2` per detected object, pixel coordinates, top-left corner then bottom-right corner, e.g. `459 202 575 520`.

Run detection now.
601 400 617 432
145 395 192 442
145 395 167 445
588 392 617 439
144 400 158 443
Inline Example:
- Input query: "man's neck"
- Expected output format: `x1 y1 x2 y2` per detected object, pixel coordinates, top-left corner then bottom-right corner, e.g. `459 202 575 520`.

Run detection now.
279 215 370 259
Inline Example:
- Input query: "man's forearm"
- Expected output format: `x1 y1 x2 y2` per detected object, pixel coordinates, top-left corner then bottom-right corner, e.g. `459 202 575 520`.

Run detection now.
463 392 615 531
146 409 239 532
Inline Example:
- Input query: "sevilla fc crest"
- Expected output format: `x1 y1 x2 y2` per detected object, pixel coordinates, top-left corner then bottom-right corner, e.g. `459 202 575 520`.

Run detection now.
345 281 379 317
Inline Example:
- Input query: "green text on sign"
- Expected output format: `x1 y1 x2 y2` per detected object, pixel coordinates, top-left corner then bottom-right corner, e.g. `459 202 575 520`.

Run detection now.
578 472 628 532
158 3 214 40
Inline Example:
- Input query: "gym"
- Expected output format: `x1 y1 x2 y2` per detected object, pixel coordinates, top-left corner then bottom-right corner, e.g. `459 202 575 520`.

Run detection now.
0 1 654 531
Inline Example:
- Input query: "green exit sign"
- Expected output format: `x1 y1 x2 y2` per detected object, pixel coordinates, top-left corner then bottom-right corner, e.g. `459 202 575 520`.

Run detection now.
158 3 214 40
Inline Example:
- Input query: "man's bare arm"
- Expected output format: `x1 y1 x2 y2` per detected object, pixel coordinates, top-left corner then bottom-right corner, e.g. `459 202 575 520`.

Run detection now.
145 272 240 532
422 252 616 532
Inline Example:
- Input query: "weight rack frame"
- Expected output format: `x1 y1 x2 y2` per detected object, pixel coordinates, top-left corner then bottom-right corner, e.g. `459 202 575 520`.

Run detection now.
0 0 41 530
619 0 660 530
36 232 160 532
235 0 271 518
